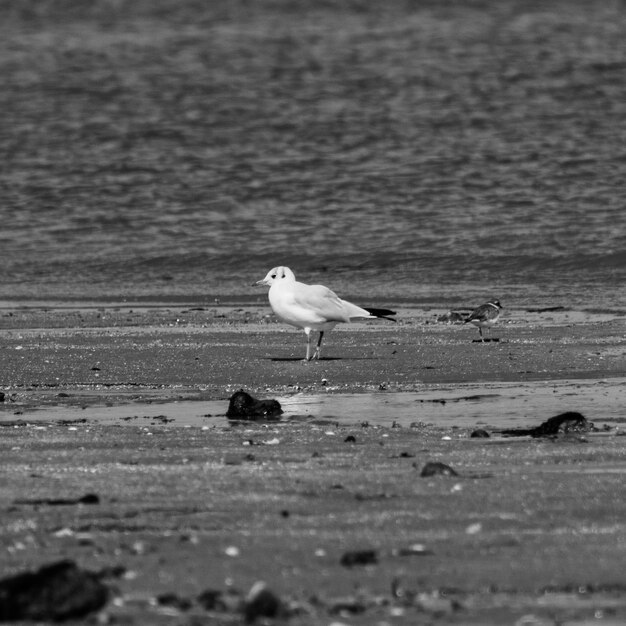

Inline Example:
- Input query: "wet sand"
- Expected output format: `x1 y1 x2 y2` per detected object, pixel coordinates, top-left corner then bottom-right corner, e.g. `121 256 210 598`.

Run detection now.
1 303 626 624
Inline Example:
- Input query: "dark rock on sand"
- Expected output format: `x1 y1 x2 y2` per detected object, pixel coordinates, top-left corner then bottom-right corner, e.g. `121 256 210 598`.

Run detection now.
243 581 284 623
0 560 109 622
226 390 283 420
14 493 100 506
344 435 356 443
501 411 593 437
420 461 459 477
0 392 4 402
526 306 566 313
197 588 243 613
340 549 378 567
470 429 490 438
156 592 192 611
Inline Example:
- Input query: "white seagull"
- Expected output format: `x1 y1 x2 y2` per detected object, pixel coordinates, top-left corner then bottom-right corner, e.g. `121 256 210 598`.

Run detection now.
465 299 503 341
255 266 396 360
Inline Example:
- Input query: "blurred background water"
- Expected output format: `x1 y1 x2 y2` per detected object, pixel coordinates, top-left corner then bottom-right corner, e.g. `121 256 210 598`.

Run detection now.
0 0 624 308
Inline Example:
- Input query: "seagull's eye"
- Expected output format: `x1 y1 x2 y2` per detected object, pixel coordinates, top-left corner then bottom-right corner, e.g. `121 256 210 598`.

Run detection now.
271 274 276 279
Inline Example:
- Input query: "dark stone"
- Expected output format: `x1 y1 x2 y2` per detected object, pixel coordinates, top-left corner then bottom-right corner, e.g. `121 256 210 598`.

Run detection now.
470 429 490 438
420 461 459 477
196 589 225 611
243 582 283 623
78 493 100 505
0 392 4 402
340 549 378 567
0 560 109 622
226 390 283 420
150 415 174 424
14 493 100 506
344 435 356 443
197 588 242 613
525 306 566 313
501 411 593 437
156 592 192 611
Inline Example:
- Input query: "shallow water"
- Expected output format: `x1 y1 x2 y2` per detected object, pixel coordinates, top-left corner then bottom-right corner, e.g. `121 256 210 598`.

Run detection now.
0 1 625 308
6 378 625 430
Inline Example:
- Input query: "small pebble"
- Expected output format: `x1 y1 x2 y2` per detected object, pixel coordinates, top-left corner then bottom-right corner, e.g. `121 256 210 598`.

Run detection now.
470 429 490 438
340 549 378 567
466 523 482 535
225 546 240 557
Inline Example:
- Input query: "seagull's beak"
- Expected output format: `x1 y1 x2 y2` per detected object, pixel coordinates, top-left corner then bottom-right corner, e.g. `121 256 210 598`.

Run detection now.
253 279 269 287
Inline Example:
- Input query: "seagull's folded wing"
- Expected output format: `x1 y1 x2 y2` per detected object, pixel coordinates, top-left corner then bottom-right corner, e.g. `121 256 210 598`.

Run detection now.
294 284 352 323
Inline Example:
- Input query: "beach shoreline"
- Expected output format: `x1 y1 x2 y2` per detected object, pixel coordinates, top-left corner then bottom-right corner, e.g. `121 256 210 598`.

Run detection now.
1 303 624 392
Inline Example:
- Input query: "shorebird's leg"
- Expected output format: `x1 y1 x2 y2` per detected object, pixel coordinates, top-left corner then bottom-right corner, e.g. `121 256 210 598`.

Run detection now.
305 329 312 361
479 327 485 342
313 331 324 360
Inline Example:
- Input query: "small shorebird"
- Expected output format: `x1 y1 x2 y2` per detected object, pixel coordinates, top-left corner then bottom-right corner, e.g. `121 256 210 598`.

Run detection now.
255 266 396 360
465 299 503 342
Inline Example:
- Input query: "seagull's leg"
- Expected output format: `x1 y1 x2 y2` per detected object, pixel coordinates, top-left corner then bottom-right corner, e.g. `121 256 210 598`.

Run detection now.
305 329 312 361
313 331 324 360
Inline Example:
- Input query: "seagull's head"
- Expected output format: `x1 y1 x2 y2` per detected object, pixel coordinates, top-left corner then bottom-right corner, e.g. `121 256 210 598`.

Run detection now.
254 266 296 287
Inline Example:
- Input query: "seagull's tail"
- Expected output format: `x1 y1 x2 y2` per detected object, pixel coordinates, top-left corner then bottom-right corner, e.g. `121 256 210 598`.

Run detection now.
365 308 397 322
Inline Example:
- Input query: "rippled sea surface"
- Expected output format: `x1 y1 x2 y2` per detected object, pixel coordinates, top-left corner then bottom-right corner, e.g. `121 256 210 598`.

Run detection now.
1 0 625 308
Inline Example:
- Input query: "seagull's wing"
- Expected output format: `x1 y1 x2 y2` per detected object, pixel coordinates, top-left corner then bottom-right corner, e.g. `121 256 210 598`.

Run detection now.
340 298 379 321
292 283 353 324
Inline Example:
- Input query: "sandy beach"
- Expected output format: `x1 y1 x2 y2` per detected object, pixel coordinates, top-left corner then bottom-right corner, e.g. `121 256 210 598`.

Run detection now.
1 303 625 624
